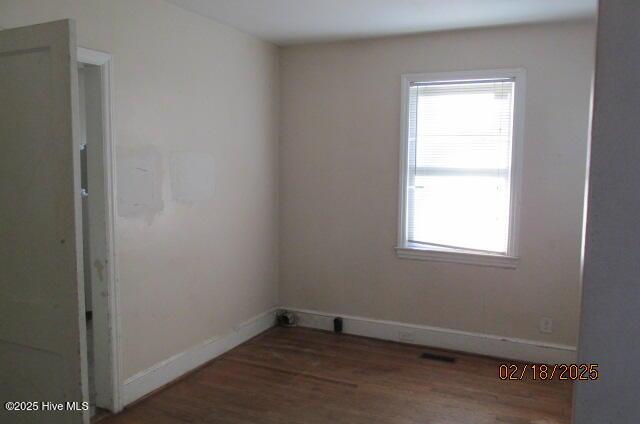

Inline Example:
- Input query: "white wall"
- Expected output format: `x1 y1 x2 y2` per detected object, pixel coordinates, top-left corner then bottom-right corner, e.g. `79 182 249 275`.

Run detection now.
574 1 640 422
279 21 595 348
0 0 279 380
1 0 597 385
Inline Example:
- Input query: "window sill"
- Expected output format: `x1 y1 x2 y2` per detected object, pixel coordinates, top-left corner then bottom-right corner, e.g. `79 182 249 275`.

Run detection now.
395 245 519 269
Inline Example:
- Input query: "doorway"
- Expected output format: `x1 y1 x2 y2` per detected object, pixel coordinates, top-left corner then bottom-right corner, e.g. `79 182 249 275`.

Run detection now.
0 21 120 424
77 47 121 417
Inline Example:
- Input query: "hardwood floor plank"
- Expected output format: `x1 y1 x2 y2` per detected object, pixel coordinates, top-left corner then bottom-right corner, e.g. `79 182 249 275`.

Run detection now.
103 327 573 423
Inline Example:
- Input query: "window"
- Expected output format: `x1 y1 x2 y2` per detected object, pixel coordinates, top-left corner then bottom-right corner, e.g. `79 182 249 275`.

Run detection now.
397 69 525 268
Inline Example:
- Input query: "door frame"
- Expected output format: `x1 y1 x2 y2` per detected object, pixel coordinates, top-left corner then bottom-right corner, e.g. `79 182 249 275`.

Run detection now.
77 47 123 413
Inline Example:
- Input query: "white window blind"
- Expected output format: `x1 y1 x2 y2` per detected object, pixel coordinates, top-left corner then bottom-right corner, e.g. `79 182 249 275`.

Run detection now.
406 78 516 254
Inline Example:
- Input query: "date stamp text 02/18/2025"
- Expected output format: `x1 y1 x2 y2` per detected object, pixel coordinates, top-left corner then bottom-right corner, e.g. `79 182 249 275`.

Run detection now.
499 364 599 381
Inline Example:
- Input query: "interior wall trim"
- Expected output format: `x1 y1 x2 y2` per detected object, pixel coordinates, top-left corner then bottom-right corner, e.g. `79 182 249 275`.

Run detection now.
122 308 278 406
122 305 577 406
284 307 577 364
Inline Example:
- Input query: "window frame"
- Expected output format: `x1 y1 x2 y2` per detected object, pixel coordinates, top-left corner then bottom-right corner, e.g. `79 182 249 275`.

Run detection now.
396 68 526 268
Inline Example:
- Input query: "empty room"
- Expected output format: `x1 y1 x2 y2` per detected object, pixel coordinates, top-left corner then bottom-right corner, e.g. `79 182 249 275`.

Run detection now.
1 0 639 423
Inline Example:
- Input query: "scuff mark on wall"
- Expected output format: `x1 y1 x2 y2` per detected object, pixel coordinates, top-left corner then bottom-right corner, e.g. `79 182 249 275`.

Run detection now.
116 146 164 223
169 151 216 204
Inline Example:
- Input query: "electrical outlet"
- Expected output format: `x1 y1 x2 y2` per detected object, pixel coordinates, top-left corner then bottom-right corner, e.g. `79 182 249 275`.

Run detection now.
539 317 553 334
398 331 415 343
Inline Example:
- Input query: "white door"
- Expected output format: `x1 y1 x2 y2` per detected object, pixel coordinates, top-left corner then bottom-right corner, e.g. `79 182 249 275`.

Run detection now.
0 20 89 423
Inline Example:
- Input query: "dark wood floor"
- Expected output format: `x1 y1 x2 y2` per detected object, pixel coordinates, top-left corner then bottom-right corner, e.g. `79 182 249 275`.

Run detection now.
103 327 573 423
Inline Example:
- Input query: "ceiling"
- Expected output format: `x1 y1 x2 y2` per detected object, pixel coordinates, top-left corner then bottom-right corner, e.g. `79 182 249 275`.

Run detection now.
166 0 597 46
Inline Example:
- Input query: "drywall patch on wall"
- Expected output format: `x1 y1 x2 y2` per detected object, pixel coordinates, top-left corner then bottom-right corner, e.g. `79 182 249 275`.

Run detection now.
116 146 164 223
169 151 216 204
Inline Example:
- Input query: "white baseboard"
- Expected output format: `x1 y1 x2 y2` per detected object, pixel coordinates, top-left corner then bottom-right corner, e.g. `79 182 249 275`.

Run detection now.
122 308 277 406
121 306 576 406
285 307 577 364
